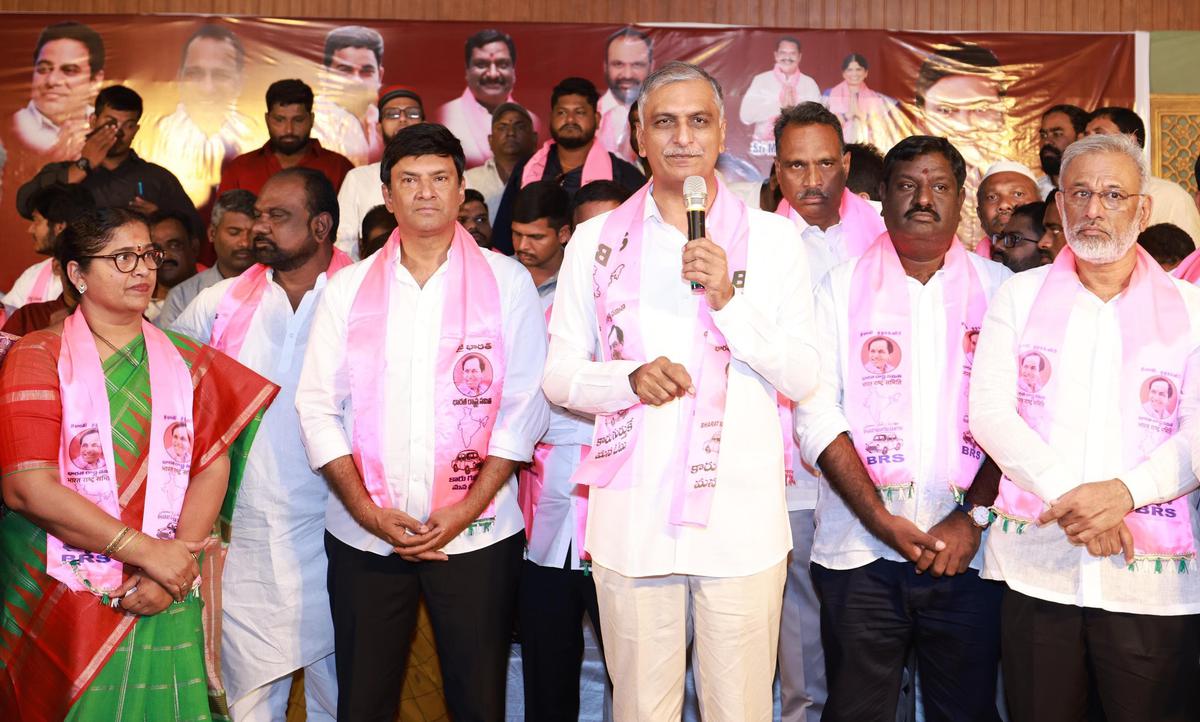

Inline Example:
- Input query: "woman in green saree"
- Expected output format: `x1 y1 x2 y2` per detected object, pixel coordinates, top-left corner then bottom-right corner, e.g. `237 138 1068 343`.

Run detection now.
0 208 277 721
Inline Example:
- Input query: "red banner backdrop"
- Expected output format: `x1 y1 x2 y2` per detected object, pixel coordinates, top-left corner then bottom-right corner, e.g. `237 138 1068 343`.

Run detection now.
0 15 1135 289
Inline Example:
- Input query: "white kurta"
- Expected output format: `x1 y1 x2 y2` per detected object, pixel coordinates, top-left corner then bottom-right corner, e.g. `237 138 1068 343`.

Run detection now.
971 266 1200 616
738 69 820 143
797 253 1011 571
335 162 384 260
543 192 822 578
171 270 335 703
2 258 62 310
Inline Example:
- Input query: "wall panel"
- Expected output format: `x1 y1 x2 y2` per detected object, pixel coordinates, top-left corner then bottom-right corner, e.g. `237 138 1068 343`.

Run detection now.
0 0 1197 30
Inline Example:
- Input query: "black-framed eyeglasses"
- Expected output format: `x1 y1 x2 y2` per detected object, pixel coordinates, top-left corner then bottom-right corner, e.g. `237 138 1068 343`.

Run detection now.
991 232 1039 249
81 249 166 273
382 107 424 121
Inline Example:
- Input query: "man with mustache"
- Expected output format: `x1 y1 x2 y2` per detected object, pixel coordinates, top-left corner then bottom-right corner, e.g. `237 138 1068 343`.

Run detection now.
771 101 886 722
219 79 354 199
797 135 1010 721
465 102 537 224
740 37 821 153
597 27 653 164
991 201 1047 274
1085 106 1200 247
544 61 822 720
1035 104 1087 198
146 210 200 322
173 168 347 722
458 189 493 248
11 21 105 162
336 86 425 258
437 28 541 169
971 132 1200 722
1037 189 1067 263
972 160 1039 258
15 85 202 240
157 189 257 328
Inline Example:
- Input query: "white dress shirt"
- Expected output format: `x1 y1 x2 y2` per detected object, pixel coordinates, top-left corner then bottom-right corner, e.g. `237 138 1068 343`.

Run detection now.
543 192 821 578
971 266 1200 616
2 258 62 310
334 162 384 260
596 89 636 164
798 252 1011 571
464 159 506 225
297 244 550 556
172 269 336 701
135 103 258 209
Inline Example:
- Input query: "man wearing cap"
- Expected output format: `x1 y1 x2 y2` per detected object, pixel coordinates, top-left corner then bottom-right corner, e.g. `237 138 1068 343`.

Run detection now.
335 86 424 258
464 102 537 224
973 160 1040 258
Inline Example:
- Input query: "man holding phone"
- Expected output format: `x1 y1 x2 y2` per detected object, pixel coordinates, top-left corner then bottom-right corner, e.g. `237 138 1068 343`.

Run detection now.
16 84 202 236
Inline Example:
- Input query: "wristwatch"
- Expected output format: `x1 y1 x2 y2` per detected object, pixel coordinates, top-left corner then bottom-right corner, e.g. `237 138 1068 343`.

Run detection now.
74 157 91 174
958 502 992 529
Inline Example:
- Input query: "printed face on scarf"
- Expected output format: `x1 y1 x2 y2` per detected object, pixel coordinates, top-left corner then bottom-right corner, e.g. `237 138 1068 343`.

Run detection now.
868 338 891 372
79 428 103 467
1148 379 1171 415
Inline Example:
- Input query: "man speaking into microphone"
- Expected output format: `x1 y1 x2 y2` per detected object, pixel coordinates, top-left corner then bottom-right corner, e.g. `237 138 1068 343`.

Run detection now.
543 61 822 721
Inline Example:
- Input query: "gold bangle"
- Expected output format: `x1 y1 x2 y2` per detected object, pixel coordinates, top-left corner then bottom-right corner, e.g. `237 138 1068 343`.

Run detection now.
102 526 132 556
110 530 142 559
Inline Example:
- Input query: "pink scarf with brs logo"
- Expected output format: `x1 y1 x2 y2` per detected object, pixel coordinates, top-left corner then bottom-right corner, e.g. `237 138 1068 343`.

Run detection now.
521 140 612 188
209 248 353 358
571 179 748 527
843 235 987 499
993 246 1195 570
346 225 505 519
50 311 194 593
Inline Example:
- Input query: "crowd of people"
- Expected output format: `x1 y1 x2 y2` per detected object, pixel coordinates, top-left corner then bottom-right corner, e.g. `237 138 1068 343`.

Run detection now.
3 20 1200 722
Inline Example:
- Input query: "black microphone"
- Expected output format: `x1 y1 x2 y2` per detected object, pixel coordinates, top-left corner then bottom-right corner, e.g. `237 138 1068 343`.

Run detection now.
684 175 707 294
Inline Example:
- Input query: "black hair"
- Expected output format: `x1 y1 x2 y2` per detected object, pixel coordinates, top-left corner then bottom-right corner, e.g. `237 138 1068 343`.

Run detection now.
360 204 397 259
1088 106 1146 148
463 188 487 207
1043 104 1088 135
773 101 845 153
324 25 384 68
266 79 314 113
882 135 968 190
35 21 105 76
573 180 632 213
180 24 244 72
1008 201 1046 237
778 36 802 53
465 29 515 67
380 123 466 184
845 143 885 201
513 180 571 231
95 85 143 120
552 77 601 112
915 41 1002 108
842 53 868 71
29 183 96 226
56 207 149 275
1138 223 1196 267
148 209 198 240
606 27 653 65
272 167 339 242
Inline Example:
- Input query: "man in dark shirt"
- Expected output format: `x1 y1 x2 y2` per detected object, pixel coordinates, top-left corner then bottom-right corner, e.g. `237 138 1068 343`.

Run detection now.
491 76 644 254
218 78 354 197
16 84 202 235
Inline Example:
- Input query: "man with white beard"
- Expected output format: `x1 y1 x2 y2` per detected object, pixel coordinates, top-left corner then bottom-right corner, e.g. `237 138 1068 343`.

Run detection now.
970 133 1200 720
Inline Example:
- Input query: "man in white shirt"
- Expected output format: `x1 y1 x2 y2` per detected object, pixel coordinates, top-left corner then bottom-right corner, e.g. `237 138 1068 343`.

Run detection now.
797 135 1011 721
971 132 1200 721
335 86 424 258
597 27 653 164
437 29 540 169
157 188 257 329
510 180 605 718
4 183 93 310
1085 106 1200 246
739 37 820 155
544 61 821 721
464 102 537 225
771 101 886 722
313 26 385 167
172 168 344 722
974 160 1039 257
11 21 104 161
296 123 549 722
